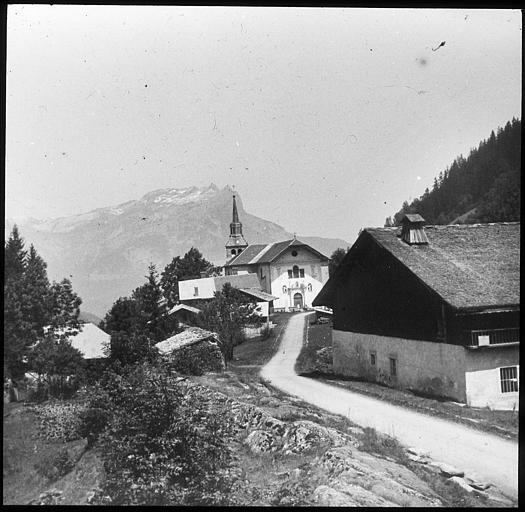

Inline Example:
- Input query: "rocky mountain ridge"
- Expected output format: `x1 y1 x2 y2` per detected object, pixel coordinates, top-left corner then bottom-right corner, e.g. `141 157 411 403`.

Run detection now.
6 184 348 316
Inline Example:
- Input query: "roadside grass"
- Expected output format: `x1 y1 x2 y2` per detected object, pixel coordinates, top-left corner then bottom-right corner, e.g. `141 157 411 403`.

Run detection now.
299 322 518 440
229 312 294 381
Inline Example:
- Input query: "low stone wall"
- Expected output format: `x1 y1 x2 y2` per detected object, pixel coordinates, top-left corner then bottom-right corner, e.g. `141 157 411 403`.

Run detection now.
332 330 467 402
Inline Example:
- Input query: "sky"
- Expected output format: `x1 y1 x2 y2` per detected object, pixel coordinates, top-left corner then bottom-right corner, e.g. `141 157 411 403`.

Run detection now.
5 6 522 244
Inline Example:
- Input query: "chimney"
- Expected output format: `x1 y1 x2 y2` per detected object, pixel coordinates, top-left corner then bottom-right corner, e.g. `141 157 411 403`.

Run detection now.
400 214 429 245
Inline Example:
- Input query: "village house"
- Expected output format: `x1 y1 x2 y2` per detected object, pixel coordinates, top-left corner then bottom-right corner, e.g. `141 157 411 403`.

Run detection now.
313 215 520 410
224 195 330 311
178 272 277 320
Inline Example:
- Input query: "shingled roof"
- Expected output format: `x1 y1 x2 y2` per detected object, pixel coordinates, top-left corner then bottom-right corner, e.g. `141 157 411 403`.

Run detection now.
314 222 520 311
225 239 329 266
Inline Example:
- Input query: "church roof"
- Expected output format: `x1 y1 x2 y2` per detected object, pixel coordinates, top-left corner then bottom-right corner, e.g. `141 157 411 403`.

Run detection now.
225 239 329 267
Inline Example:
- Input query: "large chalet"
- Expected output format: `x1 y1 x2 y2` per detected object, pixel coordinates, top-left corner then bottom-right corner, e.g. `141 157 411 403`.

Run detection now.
313 215 520 410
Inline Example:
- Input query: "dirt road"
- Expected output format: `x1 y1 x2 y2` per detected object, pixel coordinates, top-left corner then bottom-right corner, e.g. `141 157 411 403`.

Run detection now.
261 312 518 499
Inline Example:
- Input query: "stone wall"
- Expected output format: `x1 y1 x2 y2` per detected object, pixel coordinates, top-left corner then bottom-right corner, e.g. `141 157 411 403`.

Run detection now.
332 330 467 402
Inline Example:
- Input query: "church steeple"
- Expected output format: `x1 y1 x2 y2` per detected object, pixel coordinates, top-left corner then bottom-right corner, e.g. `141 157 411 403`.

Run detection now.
226 194 248 262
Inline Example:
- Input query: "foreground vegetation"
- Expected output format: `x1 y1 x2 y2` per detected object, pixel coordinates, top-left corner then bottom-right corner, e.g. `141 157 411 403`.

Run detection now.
3 312 516 506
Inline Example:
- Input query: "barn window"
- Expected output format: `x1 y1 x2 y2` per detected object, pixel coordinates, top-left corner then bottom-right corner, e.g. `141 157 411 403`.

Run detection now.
389 357 397 377
193 287 199 297
293 265 299 278
370 351 376 366
500 366 519 393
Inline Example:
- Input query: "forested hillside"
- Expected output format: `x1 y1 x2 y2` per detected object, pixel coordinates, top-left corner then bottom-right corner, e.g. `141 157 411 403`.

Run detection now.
388 118 521 226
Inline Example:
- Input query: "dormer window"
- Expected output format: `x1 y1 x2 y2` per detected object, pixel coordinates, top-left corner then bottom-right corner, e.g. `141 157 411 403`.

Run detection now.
400 214 429 245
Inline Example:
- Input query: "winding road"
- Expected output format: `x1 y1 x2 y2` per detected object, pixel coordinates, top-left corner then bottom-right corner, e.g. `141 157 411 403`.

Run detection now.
261 312 518 499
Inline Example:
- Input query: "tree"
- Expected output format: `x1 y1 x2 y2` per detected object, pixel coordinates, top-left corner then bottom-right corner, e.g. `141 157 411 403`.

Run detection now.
132 263 175 342
100 296 144 335
3 228 83 380
4 225 27 282
197 283 259 363
21 245 52 339
108 331 158 367
384 216 395 227
48 278 82 337
161 248 221 307
329 247 349 276
27 334 86 399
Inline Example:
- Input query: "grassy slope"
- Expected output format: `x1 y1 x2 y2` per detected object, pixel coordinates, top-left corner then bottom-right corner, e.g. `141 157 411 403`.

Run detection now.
297 321 518 440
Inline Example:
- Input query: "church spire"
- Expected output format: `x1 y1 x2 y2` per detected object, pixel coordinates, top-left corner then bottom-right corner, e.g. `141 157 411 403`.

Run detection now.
232 194 240 224
225 193 248 262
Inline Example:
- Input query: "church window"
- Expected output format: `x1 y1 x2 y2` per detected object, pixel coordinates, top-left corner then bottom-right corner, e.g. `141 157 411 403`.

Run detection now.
293 265 299 278
231 249 237 255
288 270 293 278
291 250 298 257
300 269 305 278
307 283 312 291
282 285 287 293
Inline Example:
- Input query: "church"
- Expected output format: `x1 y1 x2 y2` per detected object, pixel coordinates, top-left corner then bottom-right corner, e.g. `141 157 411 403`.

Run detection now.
224 195 330 311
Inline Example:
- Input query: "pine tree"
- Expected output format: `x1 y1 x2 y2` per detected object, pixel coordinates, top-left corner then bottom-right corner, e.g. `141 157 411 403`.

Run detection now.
48 278 82 338
5 225 27 282
21 244 52 339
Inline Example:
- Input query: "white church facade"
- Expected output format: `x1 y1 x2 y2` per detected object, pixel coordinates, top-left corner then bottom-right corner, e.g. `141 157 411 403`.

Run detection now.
224 196 330 311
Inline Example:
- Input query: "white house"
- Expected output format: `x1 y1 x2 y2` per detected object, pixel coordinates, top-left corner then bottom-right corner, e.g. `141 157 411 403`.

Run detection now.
49 322 110 359
178 273 276 318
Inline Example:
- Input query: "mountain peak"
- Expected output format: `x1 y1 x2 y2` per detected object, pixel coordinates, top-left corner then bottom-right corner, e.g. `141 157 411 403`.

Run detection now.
139 184 222 206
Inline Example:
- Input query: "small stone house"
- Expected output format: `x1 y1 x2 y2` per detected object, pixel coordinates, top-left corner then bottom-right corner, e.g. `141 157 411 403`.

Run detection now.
313 216 520 410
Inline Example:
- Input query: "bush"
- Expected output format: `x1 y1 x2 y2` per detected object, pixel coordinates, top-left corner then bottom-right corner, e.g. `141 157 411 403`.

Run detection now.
32 401 86 442
165 341 225 376
91 363 240 505
34 447 75 482
78 404 110 448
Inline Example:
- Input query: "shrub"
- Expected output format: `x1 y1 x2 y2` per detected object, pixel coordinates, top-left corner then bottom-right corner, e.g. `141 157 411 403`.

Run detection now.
34 447 75 482
165 341 225 375
32 401 86 442
357 427 409 464
260 325 273 340
78 405 110 448
91 363 240 505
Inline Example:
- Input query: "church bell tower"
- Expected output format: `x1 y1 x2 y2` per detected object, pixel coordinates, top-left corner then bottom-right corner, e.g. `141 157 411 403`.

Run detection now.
225 194 248 262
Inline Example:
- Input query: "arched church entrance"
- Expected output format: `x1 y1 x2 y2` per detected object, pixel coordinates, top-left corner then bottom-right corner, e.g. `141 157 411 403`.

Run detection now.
293 292 303 309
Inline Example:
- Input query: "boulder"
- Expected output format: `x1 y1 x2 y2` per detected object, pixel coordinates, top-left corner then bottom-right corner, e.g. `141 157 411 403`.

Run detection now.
244 429 280 454
430 461 464 477
448 476 474 493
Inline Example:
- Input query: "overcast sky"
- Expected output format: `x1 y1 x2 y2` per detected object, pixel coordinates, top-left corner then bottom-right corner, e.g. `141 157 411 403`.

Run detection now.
5 5 522 243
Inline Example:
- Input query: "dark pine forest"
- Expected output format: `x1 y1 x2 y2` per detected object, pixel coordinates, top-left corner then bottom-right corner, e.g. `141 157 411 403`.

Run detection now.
388 118 521 226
